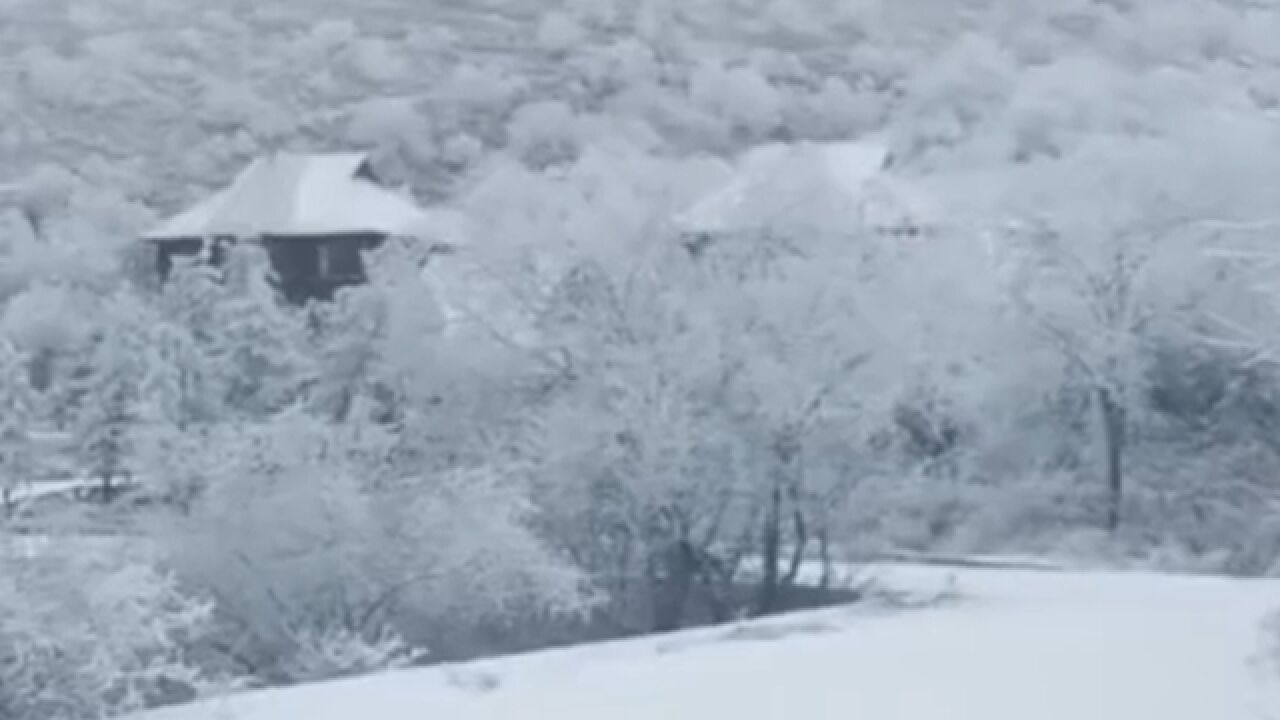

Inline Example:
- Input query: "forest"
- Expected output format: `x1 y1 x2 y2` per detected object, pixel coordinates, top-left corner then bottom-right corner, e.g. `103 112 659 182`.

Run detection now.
1 1 1280 717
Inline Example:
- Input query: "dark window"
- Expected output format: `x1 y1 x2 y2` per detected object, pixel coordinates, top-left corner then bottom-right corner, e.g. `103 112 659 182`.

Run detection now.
318 240 364 280
156 238 203 278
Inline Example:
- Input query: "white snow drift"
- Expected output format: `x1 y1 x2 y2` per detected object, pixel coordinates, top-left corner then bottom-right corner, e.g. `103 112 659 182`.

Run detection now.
134 564 1280 720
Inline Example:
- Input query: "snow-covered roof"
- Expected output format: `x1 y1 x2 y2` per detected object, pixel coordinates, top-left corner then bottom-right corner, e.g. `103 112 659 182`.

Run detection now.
673 140 938 236
142 152 432 240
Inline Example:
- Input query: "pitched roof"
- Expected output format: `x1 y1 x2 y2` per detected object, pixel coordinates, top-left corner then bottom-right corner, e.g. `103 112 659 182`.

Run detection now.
142 152 431 240
673 140 937 235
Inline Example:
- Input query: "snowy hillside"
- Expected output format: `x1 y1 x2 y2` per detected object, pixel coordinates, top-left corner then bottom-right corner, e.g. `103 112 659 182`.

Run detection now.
135 565 1280 720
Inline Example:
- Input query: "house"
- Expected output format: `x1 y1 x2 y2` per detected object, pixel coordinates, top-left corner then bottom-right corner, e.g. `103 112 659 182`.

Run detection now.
141 152 435 303
672 140 939 249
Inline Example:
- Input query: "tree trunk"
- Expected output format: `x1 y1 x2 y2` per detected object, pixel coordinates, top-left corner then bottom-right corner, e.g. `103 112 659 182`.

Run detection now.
782 507 808 587
100 472 116 504
756 484 783 616
759 426 805 616
650 540 697 633
817 526 832 591
330 382 356 424
28 349 54 392
1096 386 1125 533
698 554 731 625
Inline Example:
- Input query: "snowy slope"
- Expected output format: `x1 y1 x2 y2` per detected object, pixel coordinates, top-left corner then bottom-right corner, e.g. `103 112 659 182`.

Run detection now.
134 565 1280 720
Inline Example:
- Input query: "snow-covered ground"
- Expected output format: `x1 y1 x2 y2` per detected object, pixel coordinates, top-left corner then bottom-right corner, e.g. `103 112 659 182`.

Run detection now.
134 564 1280 720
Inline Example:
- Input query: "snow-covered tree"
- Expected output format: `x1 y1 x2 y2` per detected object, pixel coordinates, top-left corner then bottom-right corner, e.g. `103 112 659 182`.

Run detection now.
531 252 755 630
206 245 314 417
981 121 1279 532
158 408 586 683
0 340 37 513
69 293 155 501
308 237 447 424
0 543 223 720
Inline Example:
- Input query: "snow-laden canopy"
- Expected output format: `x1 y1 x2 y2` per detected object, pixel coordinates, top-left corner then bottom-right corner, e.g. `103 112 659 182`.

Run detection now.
673 140 939 236
142 152 432 240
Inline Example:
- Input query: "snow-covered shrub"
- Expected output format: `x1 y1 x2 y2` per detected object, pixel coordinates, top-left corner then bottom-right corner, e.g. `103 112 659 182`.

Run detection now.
507 100 581 168
688 60 784 140
209 246 316 415
0 542 222 720
154 409 588 683
0 340 37 508
1 283 96 359
282 625 425 684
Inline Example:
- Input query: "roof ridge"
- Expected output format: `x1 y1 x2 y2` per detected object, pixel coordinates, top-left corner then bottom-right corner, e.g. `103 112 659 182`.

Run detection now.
142 150 425 240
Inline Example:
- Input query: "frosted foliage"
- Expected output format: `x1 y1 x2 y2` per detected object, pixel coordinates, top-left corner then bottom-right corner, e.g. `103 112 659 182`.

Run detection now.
284 625 425 684
536 261 742 519
0 341 35 501
162 411 585 682
2 283 94 353
507 101 580 167
209 246 314 415
689 61 784 137
347 98 426 146
531 273 757 626
310 239 453 423
0 548 217 720
984 127 1280 402
350 38 409 84
527 199 898 619
537 12 585 52
161 413 399 678
71 293 154 485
